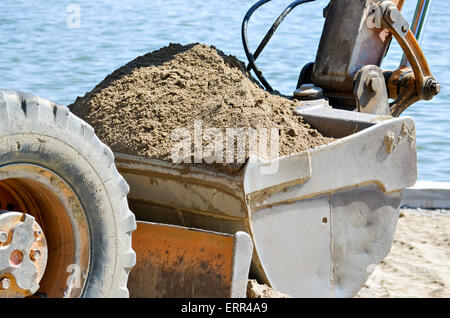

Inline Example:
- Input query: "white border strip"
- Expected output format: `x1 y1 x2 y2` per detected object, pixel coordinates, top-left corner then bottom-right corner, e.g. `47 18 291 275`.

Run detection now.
401 181 450 209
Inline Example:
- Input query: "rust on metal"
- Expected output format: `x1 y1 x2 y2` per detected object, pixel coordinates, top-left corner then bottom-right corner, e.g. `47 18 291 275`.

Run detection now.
311 0 404 108
0 212 48 298
128 221 235 298
386 27 433 93
0 164 90 298
378 2 439 116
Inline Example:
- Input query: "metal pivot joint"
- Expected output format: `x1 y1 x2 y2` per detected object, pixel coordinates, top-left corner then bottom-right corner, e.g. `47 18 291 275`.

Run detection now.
354 65 390 115
307 0 438 117
374 0 440 116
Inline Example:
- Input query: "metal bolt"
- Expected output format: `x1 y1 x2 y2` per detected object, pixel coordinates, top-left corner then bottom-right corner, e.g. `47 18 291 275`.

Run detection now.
401 25 408 33
30 249 41 262
0 231 8 243
367 76 381 92
293 84 324 100
424 79 441 98
387 8 398 23
34 230 41 240
0 278 11 290
434 82 442 94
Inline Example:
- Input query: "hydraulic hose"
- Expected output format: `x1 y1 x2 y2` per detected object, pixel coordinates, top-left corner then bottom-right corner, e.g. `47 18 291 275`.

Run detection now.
400 0 433 67
242 0 316 92
242 0 274 91
251 0 316 67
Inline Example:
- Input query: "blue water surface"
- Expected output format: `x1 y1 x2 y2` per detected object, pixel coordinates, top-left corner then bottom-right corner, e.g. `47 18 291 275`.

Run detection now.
0 0 449 181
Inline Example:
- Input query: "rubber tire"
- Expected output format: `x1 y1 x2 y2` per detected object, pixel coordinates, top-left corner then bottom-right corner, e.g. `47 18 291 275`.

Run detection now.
0 89 136 298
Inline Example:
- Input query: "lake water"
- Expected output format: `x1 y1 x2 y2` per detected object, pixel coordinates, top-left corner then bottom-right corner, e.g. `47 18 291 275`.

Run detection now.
1 0 449 181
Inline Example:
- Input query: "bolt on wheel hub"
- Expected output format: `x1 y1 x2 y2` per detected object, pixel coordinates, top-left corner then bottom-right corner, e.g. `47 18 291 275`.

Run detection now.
0 211 48 298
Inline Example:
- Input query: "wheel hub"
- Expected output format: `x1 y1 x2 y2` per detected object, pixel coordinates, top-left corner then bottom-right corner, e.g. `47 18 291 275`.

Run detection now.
0 211 48 298
0 164 90 297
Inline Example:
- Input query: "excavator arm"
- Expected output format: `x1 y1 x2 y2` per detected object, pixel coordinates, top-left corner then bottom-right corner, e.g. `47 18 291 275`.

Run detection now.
306 0 440 116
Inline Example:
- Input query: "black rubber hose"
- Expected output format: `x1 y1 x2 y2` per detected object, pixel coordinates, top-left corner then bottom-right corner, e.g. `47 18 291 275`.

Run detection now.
242 0 316 92
251 0 316 64
242 0 274 91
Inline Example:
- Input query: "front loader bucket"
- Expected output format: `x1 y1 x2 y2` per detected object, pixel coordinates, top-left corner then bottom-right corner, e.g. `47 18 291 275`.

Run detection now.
128 222 253 298
116 101 417 297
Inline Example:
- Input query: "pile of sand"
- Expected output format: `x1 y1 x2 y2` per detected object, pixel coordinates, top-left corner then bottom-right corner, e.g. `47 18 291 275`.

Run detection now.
69 43 333 174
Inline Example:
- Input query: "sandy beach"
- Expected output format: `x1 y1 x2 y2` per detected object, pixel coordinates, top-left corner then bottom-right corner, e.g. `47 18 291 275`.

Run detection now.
357 209 450 298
